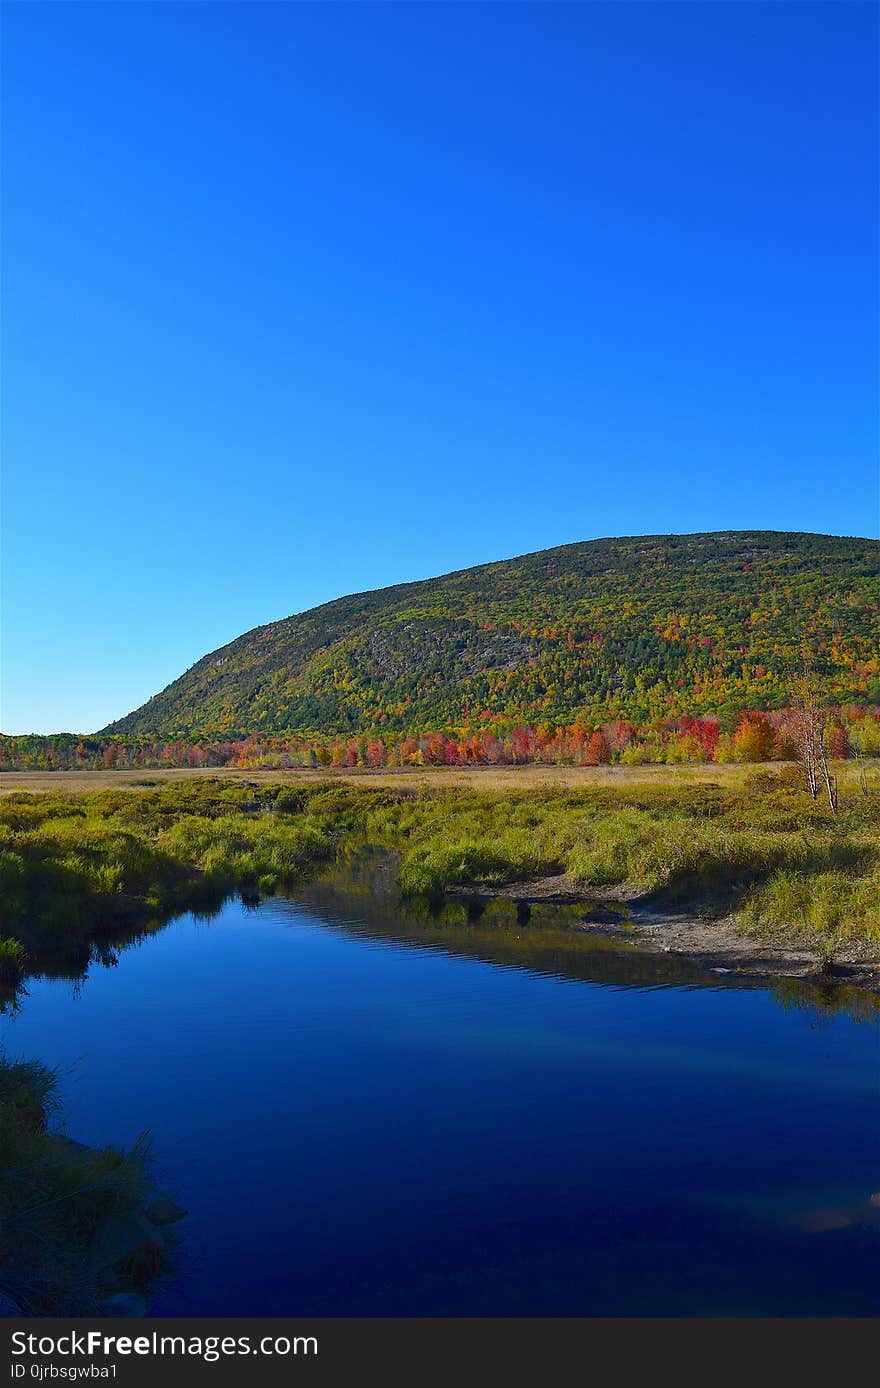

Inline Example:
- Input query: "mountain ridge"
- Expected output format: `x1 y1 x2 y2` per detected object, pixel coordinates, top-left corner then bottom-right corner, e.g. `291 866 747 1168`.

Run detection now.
103 530 880 739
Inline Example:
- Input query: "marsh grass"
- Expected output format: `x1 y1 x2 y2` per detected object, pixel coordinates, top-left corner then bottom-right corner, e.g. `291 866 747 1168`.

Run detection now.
157 812 331 892
2 777 879 976
0 781 343 968
742 866 880 945
373 782 880 946
3 758 878 796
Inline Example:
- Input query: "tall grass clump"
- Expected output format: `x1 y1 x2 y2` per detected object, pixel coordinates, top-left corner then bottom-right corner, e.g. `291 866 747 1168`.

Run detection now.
742 867 880 946
158 813 332 894
398 830 562 896
0 1056 176 1315
0 937 26 986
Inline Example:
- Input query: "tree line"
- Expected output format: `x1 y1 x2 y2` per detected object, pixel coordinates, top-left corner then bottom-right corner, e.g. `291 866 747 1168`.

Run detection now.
3 704 878 772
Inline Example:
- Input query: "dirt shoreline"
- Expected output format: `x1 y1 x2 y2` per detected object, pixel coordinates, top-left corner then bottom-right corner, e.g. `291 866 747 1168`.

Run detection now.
447 873 880 989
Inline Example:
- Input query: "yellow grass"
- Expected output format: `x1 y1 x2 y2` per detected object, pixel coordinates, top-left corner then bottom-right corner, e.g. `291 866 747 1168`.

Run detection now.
2 760 876 796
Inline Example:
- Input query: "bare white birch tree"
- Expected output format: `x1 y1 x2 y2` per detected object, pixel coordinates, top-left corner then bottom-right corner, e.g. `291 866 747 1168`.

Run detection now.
788 659 838 813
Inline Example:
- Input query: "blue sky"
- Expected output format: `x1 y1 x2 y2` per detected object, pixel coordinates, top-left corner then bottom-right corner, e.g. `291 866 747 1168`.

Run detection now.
2 2 877 734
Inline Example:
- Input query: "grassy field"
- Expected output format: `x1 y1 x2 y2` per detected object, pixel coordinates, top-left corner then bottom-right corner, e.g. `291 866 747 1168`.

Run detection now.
3 758 878 795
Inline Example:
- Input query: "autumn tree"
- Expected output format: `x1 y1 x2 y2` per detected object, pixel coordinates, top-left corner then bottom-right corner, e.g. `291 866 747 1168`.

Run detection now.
732 711 776 763
584 730 611 765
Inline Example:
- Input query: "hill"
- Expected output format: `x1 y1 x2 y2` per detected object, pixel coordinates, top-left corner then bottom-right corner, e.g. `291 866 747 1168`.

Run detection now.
103 531 880 740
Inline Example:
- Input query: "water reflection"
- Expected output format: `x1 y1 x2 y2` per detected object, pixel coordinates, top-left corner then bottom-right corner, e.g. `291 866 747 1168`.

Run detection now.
3 845 879 1317
5 845 878 1029
283 846 880 1024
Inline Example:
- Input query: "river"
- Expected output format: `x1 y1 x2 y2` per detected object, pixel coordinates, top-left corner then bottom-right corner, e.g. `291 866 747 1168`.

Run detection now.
3 852 879 1315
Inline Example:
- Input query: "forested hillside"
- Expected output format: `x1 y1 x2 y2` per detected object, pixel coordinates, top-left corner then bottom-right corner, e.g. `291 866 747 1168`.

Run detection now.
102 532 878 741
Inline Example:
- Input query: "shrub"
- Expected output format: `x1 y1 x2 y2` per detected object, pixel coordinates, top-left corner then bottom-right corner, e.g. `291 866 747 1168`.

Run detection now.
0 937 26 986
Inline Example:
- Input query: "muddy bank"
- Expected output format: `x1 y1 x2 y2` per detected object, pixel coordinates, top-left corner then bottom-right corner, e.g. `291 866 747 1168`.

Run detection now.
446 874 880 989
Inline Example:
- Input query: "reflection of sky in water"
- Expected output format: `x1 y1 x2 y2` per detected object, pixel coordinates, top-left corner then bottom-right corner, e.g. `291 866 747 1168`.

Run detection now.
2 880 878 1317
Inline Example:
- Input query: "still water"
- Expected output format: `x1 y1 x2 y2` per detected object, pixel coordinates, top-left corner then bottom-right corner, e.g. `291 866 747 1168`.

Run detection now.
3 856 879 1316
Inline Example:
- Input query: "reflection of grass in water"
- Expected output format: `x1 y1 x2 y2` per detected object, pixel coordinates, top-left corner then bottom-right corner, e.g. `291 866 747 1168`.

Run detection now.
771 977 880 1025
299 848 880 1023
298 866 729 995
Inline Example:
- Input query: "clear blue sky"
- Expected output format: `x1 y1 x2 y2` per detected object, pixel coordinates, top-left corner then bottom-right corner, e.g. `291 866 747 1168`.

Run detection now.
2 1 877 735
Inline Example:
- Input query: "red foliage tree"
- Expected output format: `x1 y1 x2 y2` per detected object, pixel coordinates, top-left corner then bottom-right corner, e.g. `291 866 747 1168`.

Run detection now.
583 730 611 765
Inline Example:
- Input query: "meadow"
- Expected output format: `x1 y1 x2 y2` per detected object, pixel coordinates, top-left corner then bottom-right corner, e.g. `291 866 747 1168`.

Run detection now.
2 756 875 794
2 761 879 985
